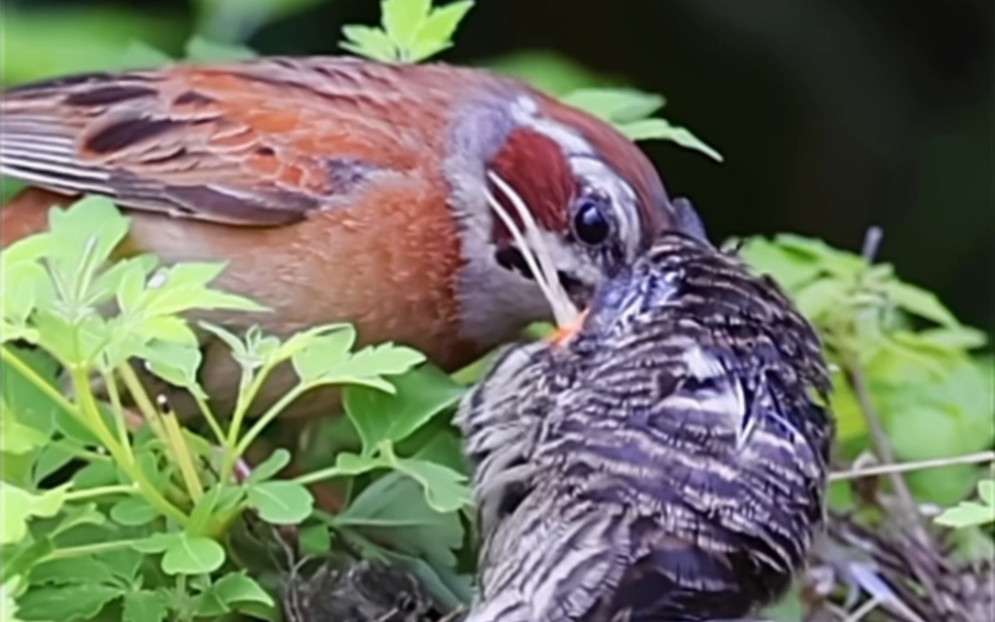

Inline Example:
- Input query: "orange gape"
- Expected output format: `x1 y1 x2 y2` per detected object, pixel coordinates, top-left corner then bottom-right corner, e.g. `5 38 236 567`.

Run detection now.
0 55 677 422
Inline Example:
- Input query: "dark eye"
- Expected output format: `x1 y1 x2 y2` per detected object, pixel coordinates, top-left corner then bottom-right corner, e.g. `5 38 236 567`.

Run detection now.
572 198 612 246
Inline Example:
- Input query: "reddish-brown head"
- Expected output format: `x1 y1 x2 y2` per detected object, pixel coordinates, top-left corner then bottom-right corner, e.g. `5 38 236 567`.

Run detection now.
447 80 679 339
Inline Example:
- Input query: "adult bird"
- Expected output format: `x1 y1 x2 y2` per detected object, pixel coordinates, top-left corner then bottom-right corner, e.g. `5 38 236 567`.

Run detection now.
0 55 679 420
456 203 835 622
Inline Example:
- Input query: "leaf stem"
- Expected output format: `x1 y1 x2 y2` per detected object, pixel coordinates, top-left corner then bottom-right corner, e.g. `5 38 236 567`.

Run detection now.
64 483 138 501
221 361 279 482
231 384 307 469
116 362 166 438
70 366 189 526
46 538 143 560
161 411 204 503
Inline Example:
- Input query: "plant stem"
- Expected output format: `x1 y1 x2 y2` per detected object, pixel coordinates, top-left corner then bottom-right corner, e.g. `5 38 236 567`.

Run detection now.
830 451 995 481
229 384 306 473
65 483 137 501
192 392 226 447
70 366 189 526
221 362 278 482
101 367 134 465
46 538 143 560
116 362 166 438
161 411 204 503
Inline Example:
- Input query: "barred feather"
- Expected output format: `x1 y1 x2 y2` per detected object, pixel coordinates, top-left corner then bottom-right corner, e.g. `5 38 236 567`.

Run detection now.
456 231 835 622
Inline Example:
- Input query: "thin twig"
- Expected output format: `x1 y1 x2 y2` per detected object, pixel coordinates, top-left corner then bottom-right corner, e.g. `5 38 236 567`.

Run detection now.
830 450 995 481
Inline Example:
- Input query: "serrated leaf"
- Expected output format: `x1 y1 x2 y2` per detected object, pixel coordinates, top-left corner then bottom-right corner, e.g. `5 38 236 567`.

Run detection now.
138 262 269 318
884 281 961 328
561 88 665 124
291 326 357 383
340 26 398 62
344 364 464 453
618 118 724 162
416 1 473 43
1 483 70 545
382 0 432 49
29 557 116 587
393 458 470 513
246 481 314 524
245 449 292 484
109 497 159 526
16 583 123 621
160 534 225 575
122 589 170 622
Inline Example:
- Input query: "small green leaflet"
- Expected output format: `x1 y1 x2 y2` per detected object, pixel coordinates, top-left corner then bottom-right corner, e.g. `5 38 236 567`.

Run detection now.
340 0 475 63
1 483 69 545
344 364 465 453
935 479 995 528
122 590 170 622
246 481 314 524
561 88 723 162
132 532 226 575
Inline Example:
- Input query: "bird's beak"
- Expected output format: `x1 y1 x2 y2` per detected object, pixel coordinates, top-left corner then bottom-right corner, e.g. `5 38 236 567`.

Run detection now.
547 307 589 346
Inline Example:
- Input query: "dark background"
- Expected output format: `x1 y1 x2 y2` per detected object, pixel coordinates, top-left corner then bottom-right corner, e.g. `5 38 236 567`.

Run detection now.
4 0 993 334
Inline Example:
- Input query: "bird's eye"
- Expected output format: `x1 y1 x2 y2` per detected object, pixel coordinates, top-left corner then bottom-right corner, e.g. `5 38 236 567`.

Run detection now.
572 198 612 246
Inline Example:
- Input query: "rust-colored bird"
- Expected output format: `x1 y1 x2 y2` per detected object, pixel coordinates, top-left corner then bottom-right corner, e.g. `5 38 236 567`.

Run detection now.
456 210 835 622
0 56 679 420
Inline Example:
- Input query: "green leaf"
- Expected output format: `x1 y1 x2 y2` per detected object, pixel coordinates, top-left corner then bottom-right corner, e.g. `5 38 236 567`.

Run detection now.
935 501 995 528
979 479 994 506
407 0 474 62
122 589 170 622
210 572 275 608
246 481 314 524
393 458 470 513
160 533 225 575
292 328 425 391
338 473 462 567
884 281 961 328
109 498 159 526
291 326 357 382
16 583 123 622
332 451 387 476
1 577 25 622
1 347 65 443
1 483 69 545
29 557 116 587
245 449 292 485
131 532 181 554
118 40 175 67
340 26 397 63
137 262 268 318
1 415 49 456
344 364 465 453
561 88 665 124
382 0 432 49
618 118 723 162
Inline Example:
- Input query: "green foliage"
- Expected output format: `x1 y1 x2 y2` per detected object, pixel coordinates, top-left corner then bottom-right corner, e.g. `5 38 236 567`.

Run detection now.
935 479 995 528
0 198 463 621
340 0 475 63
2 1 992 621
739 233 994 505
561 88 724 162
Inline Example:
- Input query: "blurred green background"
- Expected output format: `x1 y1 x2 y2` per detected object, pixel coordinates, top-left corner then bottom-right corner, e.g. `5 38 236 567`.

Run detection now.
2 0 993 335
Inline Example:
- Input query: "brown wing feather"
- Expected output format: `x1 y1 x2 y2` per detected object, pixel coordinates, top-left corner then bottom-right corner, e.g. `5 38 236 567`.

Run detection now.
0 57 494 226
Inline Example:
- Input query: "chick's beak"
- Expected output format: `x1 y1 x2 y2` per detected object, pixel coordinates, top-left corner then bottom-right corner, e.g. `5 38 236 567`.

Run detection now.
548 308 590 347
